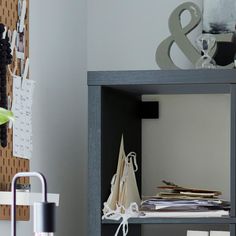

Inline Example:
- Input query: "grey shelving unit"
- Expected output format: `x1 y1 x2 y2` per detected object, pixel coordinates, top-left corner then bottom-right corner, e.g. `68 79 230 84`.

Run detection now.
88 69 236 236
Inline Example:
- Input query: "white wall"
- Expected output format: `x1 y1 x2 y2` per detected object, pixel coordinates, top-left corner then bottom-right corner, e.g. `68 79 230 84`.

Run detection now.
142 94 230 199
142 94 230 235
0 1 230 235
0 0 87 235
88 0 203 70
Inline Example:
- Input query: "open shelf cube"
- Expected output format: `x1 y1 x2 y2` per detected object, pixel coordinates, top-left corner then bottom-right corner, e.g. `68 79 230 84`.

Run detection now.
88 69 236 236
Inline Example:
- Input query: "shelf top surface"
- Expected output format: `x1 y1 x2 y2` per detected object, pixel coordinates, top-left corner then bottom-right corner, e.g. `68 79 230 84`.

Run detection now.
88 69 236 86
102 217 236 224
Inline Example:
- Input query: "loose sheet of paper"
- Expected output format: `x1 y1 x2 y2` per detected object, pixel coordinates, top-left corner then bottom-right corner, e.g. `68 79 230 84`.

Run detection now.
12 76 35 159
210 232 230 236
187 231 209 236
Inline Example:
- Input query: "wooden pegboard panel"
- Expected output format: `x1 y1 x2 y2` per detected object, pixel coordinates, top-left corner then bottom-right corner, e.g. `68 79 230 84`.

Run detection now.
0 0 30 221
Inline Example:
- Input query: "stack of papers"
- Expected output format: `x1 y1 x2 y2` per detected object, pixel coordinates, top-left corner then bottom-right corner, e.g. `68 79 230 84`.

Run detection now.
157 180 222 199
140 199 229 212
140 181 230 217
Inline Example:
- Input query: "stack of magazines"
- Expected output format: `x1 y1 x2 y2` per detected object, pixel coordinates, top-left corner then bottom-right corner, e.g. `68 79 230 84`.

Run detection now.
140 181 230 218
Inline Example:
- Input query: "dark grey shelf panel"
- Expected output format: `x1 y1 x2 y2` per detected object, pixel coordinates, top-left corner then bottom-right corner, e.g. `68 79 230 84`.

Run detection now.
88 69 236 86
88 70 236 235
102 217 236 225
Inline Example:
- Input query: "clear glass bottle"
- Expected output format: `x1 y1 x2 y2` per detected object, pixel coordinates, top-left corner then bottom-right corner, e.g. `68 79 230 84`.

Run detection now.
195 34 217 69
233 25 236 68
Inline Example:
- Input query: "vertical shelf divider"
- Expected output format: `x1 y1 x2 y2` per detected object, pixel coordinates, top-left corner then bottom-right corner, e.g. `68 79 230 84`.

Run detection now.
230 84 236 236
101 87 142 236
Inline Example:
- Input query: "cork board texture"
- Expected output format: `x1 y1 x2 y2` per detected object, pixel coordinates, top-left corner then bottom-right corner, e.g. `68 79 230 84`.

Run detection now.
0 0 30 221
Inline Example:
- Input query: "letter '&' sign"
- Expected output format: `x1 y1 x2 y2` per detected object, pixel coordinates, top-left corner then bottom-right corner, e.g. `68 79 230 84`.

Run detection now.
156 2 234 69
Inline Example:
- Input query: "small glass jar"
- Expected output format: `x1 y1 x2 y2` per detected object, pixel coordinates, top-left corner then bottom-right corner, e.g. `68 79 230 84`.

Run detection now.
195 34 217 69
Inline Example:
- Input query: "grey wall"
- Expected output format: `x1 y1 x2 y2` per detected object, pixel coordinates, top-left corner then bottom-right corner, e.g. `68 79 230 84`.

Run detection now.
0 0 87 235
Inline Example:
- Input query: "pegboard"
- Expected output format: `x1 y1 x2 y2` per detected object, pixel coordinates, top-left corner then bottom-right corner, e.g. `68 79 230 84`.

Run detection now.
0 0 30 221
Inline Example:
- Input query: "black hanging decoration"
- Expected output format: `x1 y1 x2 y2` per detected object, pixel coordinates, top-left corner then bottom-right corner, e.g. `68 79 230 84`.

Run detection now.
0 23 12 148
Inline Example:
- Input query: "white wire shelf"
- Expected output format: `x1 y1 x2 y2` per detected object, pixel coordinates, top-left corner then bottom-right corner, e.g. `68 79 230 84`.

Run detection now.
0 191 60 206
